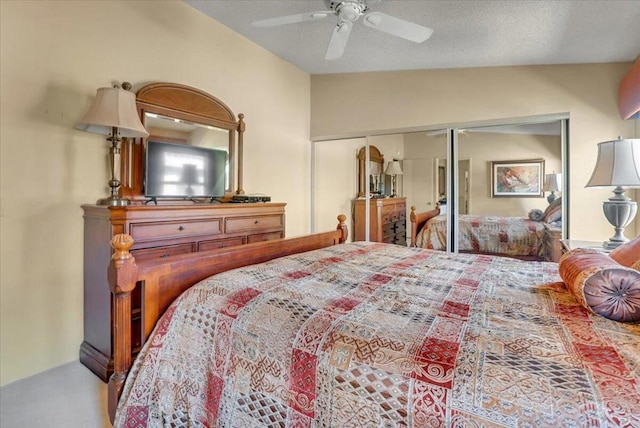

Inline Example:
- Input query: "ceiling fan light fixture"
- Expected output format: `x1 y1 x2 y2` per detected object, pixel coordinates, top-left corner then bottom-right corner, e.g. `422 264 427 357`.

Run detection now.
335 1 366 23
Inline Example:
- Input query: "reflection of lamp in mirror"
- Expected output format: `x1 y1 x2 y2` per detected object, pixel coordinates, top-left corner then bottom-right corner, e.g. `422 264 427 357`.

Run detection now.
76 82 148 206
385 160 403 198
586 138 640 249
543 172 562 204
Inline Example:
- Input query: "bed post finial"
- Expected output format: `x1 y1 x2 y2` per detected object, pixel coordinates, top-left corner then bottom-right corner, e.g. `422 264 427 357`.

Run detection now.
337 214 348 243
111 234 134 265
107 234 138 423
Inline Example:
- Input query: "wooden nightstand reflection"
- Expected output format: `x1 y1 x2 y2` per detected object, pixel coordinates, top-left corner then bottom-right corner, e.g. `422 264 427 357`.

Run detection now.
561 239 611 254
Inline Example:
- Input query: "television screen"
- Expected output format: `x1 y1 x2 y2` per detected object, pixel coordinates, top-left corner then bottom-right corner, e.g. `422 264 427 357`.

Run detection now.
145 140 227 199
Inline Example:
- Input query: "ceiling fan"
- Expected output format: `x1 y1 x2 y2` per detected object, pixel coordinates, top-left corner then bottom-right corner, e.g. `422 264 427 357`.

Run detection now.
250 0 433 60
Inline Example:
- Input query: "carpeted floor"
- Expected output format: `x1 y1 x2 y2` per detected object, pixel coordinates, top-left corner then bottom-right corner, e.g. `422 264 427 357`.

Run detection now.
0 360 110 427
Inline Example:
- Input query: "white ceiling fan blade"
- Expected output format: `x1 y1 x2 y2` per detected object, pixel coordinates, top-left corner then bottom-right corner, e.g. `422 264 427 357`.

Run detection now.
250 10 332 27
325 21 353 60
362 11 433 43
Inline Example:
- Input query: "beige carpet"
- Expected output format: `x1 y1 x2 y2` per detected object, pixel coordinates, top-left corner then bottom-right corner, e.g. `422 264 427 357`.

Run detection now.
0 360 110 427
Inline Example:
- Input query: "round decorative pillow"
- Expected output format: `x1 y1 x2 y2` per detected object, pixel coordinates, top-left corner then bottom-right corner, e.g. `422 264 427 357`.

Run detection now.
528 208 545 222
558 248 640 322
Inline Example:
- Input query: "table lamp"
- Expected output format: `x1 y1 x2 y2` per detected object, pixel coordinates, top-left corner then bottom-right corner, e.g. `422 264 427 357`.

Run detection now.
586 137 640 249
543 172 562 204
76 82 148 206
385 160 403 197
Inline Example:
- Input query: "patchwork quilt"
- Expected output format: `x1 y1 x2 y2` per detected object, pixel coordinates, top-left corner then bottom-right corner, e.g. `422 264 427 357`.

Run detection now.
115 242 640 427
416 214 547 257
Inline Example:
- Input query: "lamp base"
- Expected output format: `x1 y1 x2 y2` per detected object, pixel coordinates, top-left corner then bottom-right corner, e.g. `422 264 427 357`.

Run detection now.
602 190 636 250
602 239 627 250
98 196 130 207
546 192 556 204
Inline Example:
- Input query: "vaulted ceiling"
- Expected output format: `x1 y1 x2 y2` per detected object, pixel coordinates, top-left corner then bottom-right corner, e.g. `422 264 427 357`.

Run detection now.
185 0 640 75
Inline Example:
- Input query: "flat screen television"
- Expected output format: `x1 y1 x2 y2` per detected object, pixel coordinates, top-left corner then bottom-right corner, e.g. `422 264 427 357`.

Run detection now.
145 140 227 199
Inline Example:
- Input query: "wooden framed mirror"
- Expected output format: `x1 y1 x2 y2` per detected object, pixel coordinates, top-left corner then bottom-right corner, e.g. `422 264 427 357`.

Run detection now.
120 82 245 202
357 145 384 197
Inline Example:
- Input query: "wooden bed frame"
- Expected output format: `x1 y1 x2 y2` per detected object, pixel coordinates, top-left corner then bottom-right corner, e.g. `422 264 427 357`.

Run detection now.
409 205 562 262
106 215 348 422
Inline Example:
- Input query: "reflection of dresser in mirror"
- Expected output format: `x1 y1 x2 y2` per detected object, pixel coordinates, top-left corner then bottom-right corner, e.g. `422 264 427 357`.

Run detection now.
354 145 406 245
354 197 407 245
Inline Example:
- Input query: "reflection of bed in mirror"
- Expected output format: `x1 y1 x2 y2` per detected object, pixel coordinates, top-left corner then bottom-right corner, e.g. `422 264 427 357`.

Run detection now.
410 200 563 262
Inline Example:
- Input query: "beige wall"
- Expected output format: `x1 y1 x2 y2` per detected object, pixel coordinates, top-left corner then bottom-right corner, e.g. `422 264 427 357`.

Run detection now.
311 64 639 241
460 133 561 216
314 138 363 238
0 1 310 386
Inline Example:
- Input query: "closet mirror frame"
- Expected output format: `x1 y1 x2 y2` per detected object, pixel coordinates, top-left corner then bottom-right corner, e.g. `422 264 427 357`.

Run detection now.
119 82 245 201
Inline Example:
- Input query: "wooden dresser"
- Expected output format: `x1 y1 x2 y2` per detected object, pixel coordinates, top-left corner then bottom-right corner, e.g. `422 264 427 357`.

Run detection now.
80 202 285 381
354 197 407 245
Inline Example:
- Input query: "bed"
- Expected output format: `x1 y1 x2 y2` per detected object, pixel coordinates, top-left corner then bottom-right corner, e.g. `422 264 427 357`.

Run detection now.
410 204 563 262
107 215 640 427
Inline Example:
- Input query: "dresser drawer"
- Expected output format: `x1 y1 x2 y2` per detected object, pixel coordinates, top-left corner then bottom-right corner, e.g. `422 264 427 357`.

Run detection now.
130 243 194 261
382 205 405 221
247 231 284 243
382 222 395 236
226 215 283 234
198 236 246 251
130 219 222 241
394 236 407 246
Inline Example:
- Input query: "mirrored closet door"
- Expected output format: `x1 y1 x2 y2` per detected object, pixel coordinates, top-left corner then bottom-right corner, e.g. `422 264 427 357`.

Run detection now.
312 116 568 262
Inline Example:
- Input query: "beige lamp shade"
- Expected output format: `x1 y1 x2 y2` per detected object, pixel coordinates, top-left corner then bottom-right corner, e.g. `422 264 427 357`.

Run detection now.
76 87 149 138
543 173 562 192
385 160 403 175
586 138 640 188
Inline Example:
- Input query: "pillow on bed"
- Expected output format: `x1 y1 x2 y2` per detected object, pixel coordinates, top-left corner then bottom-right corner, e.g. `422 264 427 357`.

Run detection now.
609 235 640 269
543 197 562 224
558 248 640 322
528 208 545 221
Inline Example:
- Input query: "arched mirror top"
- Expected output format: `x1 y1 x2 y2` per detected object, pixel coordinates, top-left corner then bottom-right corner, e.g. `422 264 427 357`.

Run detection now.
136 82 240 130
357 145 384 197
120 82 245 200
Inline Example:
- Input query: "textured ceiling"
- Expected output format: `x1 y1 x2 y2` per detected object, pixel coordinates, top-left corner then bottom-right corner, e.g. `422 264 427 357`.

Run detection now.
185 0 640 75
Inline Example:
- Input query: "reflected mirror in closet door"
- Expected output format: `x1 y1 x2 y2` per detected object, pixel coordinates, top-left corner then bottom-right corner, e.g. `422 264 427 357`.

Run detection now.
357 145 384 197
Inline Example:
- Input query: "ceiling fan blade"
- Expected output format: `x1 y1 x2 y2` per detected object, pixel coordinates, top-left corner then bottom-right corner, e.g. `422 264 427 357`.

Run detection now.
250 10 333 27
362 11 433 43
325 21 353 60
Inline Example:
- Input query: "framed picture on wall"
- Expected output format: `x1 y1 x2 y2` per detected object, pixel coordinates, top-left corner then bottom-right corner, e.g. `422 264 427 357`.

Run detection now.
491 159 544 197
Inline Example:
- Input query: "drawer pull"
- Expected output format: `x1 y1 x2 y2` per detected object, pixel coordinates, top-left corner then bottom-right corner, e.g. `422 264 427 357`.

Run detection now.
178 226 185 231
254 220 259 224
161 254 169 259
